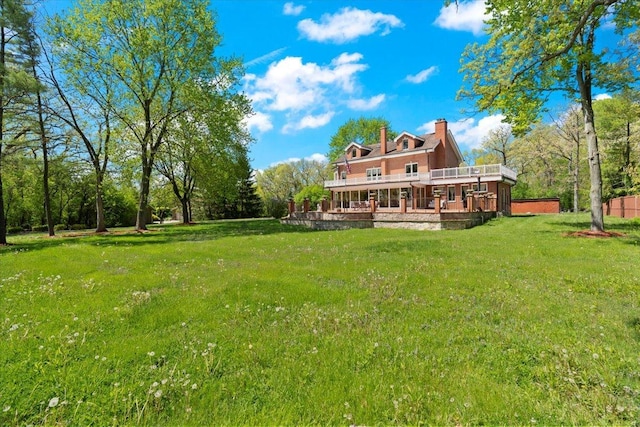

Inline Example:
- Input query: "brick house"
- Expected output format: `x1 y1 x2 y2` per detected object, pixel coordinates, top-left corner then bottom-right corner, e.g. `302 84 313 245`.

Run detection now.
324 119 517 214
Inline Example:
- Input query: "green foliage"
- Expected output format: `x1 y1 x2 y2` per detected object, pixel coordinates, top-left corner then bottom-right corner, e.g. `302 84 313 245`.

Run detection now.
1 216 640 425
594 92 640 199
457 0 639 231
50 0 237 230
262 198 288 219
103 181 138 227
294 184 329 208
256 159 329 216
328 116 397 161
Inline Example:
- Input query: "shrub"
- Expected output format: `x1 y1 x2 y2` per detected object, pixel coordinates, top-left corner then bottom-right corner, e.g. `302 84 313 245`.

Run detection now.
31 225 49 232
54 224 67 231
7 226 22 234
70 224 86 230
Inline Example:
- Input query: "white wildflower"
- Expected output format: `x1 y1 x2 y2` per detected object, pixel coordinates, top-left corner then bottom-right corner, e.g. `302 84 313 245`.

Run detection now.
48 397 59 408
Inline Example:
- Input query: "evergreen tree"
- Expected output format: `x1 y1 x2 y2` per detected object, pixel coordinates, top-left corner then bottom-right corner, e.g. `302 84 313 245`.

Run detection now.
235 153 262 219
0 0 39 244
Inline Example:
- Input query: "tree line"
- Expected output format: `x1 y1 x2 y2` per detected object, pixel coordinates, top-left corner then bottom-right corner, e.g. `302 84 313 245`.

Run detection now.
0 0 261 244
469 92 640 212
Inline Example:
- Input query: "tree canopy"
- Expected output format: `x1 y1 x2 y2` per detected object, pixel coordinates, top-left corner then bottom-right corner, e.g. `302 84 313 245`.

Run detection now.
327 116 396 162
458 0 639 231
50 0 244 230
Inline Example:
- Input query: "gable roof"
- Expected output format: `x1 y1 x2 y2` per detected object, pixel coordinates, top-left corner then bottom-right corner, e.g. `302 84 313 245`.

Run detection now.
344 141 372 152
335 131 442 164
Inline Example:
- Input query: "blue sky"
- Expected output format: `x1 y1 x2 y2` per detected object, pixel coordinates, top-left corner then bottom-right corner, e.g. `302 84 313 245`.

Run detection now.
43 0 625 170
219 0 502 169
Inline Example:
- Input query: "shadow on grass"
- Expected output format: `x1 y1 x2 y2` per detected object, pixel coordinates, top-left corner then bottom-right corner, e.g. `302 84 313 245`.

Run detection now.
0 218 317 254
550 219 640 234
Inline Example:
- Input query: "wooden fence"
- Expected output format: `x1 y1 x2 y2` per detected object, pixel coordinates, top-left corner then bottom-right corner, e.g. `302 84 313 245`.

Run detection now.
603 195 640 218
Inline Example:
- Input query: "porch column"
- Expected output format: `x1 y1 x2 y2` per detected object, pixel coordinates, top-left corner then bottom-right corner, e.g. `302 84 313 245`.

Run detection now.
303 198 310 213
434 194 441 214
400 193 407 213
321 197 329 212
288 198 295 214
369 195 376 213
466 193 474 213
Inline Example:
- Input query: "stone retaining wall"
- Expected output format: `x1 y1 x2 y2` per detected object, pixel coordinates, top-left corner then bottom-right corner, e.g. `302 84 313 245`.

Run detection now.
281 211 496 231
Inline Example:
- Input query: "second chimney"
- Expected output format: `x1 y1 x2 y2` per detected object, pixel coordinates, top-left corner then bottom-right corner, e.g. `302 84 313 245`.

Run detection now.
380 126 388 154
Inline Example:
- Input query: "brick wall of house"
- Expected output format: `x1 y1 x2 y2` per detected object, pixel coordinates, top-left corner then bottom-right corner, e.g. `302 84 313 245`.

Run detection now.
512 198 561 214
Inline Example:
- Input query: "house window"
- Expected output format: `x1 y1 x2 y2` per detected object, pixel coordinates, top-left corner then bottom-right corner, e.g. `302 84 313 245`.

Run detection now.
366 167 382 181
341 171 347 180
473 183 488 192
402 138 408 150
405 163 418 177
447 186 456 202
352 148 357 158
461 185 469 199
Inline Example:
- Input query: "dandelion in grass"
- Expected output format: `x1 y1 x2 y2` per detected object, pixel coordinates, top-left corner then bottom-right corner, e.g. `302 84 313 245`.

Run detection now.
3 405 10 412
48 397 59 408
154 390 163 399
593 353 599 360
148 351 155 357
192 383 198 390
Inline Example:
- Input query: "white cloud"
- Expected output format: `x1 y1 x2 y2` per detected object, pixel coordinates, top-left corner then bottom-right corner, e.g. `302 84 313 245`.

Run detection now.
417 115 506 149
406 66 439 84
347 94 385 110
594 93 612 100
244 111 273 133
433 0 488 36
283 111 335 133
245 54 367 112
244 53 374 133
283 2 305 16
298 7 404 44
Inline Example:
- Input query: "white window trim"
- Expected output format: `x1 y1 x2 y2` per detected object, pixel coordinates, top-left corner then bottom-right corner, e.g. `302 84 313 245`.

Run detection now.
447 186 456 202
405 162 418 177
366 167 382 181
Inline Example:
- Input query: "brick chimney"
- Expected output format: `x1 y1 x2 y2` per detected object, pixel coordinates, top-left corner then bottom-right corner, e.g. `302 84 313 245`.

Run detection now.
380 126 387 154
435 118 447 143
435 118 448 165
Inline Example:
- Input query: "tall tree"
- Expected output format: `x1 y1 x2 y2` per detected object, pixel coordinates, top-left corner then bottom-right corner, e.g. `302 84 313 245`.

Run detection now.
44 31 117 233
0 0 38 244
458 0 639 232
327 116 397 162
234 152 262 219
156 78 252 224
481 124 512 167
51 0 238 230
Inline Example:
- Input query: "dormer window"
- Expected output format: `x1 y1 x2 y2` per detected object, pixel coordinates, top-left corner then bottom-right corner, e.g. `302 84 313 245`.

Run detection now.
351 148 357 158
402 138 408 150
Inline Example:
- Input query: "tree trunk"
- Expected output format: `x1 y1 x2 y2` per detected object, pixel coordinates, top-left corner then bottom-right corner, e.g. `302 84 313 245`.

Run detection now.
95 172 107 232
35 88 54 236
577 26 604 232
573 139 580 213
0 146 6 245
181 198 189 224
136 162 152 231
582 104 604 231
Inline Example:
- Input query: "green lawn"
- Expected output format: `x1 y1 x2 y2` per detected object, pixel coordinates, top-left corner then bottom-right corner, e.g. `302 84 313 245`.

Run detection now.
1 215 640 425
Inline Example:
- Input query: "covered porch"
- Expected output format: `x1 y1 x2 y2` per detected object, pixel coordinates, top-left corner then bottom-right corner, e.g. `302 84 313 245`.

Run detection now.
323 164 515 215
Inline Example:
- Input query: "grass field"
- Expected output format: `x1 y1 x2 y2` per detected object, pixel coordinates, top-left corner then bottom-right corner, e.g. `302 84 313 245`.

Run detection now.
1 214 640 425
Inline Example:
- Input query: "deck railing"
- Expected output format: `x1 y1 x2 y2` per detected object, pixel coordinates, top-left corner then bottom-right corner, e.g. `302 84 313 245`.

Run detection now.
325 164 517 188
430 164 517 181
324 172 431 188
